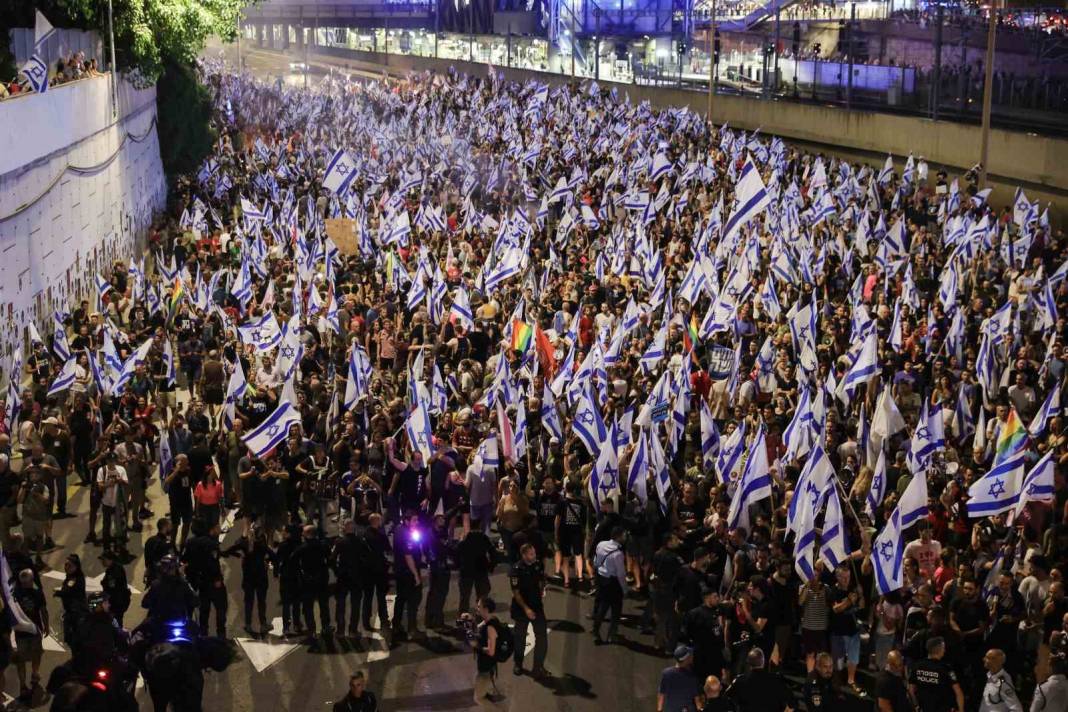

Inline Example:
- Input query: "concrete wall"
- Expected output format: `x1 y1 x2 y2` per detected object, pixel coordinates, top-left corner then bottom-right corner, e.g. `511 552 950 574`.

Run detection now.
0 75 167 366
310 46 1068 203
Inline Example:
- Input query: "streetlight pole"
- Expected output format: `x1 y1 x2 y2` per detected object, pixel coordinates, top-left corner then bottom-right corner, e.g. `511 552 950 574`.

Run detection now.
979 1 998 187
707 0 716 121
107 0 118 117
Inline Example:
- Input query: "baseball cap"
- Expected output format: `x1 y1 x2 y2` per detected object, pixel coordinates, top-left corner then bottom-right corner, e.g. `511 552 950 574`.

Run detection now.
674 645 693 661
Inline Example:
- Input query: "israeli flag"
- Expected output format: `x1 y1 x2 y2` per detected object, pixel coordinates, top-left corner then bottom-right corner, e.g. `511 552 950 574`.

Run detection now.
727 424 772 533
237 312 282 351
221 360 248 431
52 323 71 362
898 465 929 529
540 384 563 440
787 443 834 534
716 420 748 485
405 397 434 463
819 488 850 571
1015 450 1056 517
162 338 176 387
47 358 78 397
242 401 301 459
967 444 1028 517
431 364 448 415
589 423 620 509
19 55 49 94
1028 381 1061 438
627 432 649 506
320 149 358 195
649 429 671 514
872 506 904 595
865 449 888 519
639 321 667 375
722 158 770 244
836 330 879 404
343 344 373 410
700 400 721 478
571 383 607 458
449 286 474 331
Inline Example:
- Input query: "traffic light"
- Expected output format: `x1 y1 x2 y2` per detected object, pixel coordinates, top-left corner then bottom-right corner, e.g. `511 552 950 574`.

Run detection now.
792 22 801 56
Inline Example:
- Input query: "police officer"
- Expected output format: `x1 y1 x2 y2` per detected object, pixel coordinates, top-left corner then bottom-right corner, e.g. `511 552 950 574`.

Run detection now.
100 548 131 627
392 510 426 642
181 518 227 638
1030 652 1067 712
510 542 548 678
682 586 728 684
276 524 303 637
424 513 453 631
909 637 965 712
978 648 1021 712
645 532 684 654
804 652 844 712
70 592 126 678
360 513 391 633
144 518 176 587
592 526 627 644
332 519 364 638
295 524 333 641
141 555 197 625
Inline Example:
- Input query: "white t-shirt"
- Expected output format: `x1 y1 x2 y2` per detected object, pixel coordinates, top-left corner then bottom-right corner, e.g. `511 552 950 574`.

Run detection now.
904 538 942 580
96 465 129 508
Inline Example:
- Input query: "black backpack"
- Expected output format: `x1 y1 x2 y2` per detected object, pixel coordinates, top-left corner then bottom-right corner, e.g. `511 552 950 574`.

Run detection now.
489 619 515 663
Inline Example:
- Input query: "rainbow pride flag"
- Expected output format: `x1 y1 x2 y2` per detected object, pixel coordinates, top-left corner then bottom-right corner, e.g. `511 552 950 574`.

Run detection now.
993 407 1028 466
166 277 185 322
683 313 700 352
511 319 533 353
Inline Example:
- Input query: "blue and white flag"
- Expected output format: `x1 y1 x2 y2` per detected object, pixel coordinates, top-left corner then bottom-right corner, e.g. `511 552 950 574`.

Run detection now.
221 359 248 431
627 432 649 506
237 312 282 351
19 54 49 94
52 320 71 362
47 358 78 397
572 383 607 458
242 400 301 459
589 423 620 509
898 466 929 529
787 443 834 533
722 158 770 244
716 420 748 485
1016 449 1055 517
343 343 372 410
322 148 358 195
967 442 1028 518
836 329 879 404
819 488 850 571
700 400 721 477
162 338 177 388
650 428 671 514
865 449 888 519
95 274 113 302
449 286 474 331
405 396 434 463
872 506 904 595
1028 381 1061 438
540 384 563 440
727 424 772 533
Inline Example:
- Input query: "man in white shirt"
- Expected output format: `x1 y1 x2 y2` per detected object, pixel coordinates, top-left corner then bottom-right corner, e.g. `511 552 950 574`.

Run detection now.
96 453 129 550
904 525 942 582
592 526 627 644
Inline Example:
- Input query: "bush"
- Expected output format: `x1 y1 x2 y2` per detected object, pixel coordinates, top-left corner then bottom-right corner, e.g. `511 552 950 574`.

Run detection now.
156 57 216 185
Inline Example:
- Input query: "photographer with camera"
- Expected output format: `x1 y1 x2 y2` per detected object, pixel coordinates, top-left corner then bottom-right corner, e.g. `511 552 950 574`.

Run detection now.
461 597 511 711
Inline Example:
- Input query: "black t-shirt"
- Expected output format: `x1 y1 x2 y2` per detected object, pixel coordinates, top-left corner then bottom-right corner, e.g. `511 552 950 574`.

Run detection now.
828 585 859 636
875 671 913 712
535 491 561 532
393 524 425 577
396 465 428 510
683 604 726 671
909 658 958 712
555 497 587 530
509 559 545 614
949 596 990 647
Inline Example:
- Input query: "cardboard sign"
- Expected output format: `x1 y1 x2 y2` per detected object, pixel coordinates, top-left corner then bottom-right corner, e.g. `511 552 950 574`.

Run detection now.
325 218 359 255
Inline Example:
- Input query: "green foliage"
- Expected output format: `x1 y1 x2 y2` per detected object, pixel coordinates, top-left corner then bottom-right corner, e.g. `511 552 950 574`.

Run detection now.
1 0 249 84
156 57 216 183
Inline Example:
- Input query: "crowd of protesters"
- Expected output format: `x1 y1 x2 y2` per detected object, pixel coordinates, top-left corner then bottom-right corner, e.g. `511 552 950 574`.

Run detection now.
0 58 1066 712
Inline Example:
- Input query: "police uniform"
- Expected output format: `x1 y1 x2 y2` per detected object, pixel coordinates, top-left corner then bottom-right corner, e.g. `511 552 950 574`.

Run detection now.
509 558 547 672
909 656 959 712
803 674 842 712
1030 673 1067 712
978 667 1022 712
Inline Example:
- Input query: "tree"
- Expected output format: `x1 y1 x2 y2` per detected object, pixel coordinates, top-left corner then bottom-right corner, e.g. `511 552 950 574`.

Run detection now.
2 0 248 84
